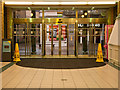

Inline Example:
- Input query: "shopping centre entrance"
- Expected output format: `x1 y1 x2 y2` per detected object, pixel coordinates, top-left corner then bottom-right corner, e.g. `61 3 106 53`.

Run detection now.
13 17 106 57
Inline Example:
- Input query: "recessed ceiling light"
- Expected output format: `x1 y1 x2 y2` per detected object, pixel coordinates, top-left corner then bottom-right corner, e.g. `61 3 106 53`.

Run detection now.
5 2 116 5
81 15 84 18
28 7 31 10
88 2 116 4
72 7 75 10
48 7 50 10
31 13 33 17
88 10 91 13
91 7 95 10
84 12 87 16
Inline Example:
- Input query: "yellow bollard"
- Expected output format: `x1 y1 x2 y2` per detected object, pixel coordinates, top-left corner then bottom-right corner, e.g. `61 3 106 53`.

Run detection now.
13 43 21 62
96 43 104 62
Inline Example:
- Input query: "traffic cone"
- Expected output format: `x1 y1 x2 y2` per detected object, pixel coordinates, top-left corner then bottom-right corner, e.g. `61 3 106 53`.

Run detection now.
96 43 104 62
13 43 21 62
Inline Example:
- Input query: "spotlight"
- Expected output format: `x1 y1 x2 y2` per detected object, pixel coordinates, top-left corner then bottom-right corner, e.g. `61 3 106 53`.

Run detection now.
28 7 31 10
88 10 91 13
81 15 84 18
31 13 33 17
48 7 50 10
72 7 74 10
91 7 95 10
84 12 87 16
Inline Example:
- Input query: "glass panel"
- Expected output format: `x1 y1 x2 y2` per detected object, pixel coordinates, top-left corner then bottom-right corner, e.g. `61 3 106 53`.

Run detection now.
29 24 42 55
45 24 51 55
53 24 59 55
78 28 89 55
13 24 26 55
68 24 75 55
77 23 105 56
78 9 108 18
13 10 42 18
61 24 67 55
44 10 76 18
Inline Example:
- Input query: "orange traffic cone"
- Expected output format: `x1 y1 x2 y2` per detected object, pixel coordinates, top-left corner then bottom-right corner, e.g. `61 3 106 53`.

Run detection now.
13 43 21 62
96 43 104 62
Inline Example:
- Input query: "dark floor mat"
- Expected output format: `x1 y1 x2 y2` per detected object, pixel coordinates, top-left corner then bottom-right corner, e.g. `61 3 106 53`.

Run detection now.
16 58 106 69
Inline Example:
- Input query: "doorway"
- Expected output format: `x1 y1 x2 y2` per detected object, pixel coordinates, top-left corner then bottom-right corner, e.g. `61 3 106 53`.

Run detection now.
13 23 42 56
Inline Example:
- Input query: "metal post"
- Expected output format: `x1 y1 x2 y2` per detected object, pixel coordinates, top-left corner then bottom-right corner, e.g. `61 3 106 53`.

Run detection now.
67 23 69 55
51 24 53 55
75 10 78 56
59 24 61 55
42 9 45 56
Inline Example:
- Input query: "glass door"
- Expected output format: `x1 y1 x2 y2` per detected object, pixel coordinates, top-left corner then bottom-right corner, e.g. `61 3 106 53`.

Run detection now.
45 23 68 55
28 23 42 55
13 23 27 55
13 23 42 56
68 24 75 55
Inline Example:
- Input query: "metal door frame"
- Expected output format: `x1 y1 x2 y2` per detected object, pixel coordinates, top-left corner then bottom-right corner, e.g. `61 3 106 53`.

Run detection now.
45 22 69 56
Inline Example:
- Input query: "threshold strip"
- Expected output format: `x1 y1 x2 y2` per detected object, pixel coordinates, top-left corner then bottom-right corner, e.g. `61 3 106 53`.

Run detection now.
0 62 16 73
108 62 120 71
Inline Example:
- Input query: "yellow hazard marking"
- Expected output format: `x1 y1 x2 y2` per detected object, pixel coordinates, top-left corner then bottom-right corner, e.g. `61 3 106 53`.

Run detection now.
13 43 21 62
96 43 104 62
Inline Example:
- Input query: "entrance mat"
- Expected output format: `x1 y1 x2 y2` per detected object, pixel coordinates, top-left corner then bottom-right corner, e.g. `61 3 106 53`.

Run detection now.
16 58 106 69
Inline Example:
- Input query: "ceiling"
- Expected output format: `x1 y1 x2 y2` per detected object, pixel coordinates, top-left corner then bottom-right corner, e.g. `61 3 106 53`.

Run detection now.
4 0 118 9
3 0 120 2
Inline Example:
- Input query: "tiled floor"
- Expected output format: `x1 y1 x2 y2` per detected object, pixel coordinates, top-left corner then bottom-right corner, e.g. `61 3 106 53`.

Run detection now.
1 62 118 89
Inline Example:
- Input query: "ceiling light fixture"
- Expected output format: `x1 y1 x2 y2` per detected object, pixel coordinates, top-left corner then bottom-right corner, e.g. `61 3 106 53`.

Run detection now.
5 2 32 5
81 15 84 18
48 7 50 10
88 10 91 13
84 12 87 16
72 7 75 10
88 2 116 4
5 2 116 5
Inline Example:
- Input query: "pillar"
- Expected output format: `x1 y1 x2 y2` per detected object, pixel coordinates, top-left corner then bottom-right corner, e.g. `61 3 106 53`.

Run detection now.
117 1 120 90
0 1 3 89
6 7 12 39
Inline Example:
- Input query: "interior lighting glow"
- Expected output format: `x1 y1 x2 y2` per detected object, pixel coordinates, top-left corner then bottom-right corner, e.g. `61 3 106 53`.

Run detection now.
60 2 87 5
84 12 88 16
33 2 60 5
5 2 116 5
31 13 33 17
81 15 84 18
88 10 91 13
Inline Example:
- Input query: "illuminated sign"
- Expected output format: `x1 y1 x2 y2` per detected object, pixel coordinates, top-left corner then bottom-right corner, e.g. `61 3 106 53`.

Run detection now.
3 41 11 52
78 24 101 28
